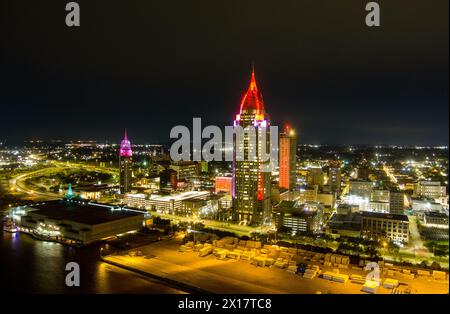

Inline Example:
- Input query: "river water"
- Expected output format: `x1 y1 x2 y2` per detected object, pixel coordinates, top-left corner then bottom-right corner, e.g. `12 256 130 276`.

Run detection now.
0 227 184 293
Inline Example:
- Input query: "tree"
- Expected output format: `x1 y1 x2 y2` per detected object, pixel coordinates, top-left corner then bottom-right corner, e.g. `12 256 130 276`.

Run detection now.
430 261 441 270
419 260 428 268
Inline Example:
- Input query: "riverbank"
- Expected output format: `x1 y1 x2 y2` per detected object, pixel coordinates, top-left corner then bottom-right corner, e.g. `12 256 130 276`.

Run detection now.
102 238 449 294
0 230 184 293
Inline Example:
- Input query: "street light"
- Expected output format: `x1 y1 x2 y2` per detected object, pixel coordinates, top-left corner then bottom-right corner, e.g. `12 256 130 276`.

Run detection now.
192 214 198 244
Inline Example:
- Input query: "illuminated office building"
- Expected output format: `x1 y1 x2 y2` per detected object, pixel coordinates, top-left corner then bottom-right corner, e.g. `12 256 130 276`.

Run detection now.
215 176 233 195
119 130 133 194
328 160 341 196
279 125 297 190
415 181 447 199
232 67 272 225
389 191 405 214
349 179 373 199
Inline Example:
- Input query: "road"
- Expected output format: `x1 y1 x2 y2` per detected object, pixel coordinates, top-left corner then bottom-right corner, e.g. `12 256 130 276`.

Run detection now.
406 216 430 256
9 161 118 202
10 167 62 200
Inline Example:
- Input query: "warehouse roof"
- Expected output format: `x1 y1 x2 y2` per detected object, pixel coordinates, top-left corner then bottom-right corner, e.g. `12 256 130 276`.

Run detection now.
24 200 145 226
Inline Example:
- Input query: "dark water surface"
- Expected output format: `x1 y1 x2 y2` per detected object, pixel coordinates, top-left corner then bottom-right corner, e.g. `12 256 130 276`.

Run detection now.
0 226 184 293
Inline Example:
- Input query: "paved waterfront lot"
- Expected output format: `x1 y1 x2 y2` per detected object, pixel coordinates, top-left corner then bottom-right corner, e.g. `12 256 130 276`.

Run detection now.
104 239 449 294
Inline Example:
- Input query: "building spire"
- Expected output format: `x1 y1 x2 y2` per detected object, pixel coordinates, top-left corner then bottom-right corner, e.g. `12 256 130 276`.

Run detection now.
250 63 257 90
66 183 74 199
239 64 265 114
120 129 132 157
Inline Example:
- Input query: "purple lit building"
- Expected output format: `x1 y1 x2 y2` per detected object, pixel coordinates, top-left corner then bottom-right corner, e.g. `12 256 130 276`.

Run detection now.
119 130 133 194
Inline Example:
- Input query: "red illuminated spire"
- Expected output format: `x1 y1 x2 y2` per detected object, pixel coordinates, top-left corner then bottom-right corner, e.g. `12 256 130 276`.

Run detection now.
239 65 265 114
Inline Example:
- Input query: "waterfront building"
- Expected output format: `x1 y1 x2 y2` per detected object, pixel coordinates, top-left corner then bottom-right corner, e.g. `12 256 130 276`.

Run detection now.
11 200 145 246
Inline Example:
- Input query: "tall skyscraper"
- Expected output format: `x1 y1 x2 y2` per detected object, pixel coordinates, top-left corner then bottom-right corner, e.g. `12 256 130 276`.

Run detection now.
232 67 272 225
357 159 370 180
328 160 341 196
119 130 133 194
279 125 297 190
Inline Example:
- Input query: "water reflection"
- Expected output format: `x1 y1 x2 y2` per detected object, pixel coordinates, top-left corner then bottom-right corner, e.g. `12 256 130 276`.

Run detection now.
1 230 183 294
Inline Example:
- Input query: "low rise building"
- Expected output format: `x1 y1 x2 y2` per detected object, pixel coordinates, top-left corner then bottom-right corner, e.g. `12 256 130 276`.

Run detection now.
299 185 318 203
215 176 233 194
412 199 443 212
415 181 446 199
349 179 373 199
124 191 210 214
327 212 362 238
361 212 409 244
316 192 335 209
371 189 390 202
367 201 390 213
170 161 199 181
336 204 358 215
273 201 324 234
179 198 207 217
423 212 448 229
10 199 145 246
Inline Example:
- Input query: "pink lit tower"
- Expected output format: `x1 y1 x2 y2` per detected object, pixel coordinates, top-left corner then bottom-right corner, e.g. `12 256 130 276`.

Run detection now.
119 130 133 194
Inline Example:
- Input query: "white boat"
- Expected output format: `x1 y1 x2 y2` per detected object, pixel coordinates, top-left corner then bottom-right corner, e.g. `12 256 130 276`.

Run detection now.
3 218 18 233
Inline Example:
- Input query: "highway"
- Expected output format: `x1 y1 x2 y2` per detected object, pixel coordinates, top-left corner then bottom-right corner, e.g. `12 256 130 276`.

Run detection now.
9 161 118 202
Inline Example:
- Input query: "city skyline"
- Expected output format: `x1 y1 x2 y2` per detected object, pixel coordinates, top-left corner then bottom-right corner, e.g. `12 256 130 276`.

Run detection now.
1 0 449 299
2 1 449 145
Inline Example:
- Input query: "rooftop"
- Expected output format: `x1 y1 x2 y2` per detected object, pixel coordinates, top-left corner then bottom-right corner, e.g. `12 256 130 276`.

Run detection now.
424 211 448 218
127 191 210 202
24 200 144 226
328 213 363 231
277 201 322 217
360 211 409 222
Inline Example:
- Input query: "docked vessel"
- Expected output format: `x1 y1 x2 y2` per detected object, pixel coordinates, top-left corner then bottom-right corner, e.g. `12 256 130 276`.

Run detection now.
3 217 18 233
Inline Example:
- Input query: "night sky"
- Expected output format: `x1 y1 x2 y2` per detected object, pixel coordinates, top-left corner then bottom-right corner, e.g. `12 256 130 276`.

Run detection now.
1 0 448 145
